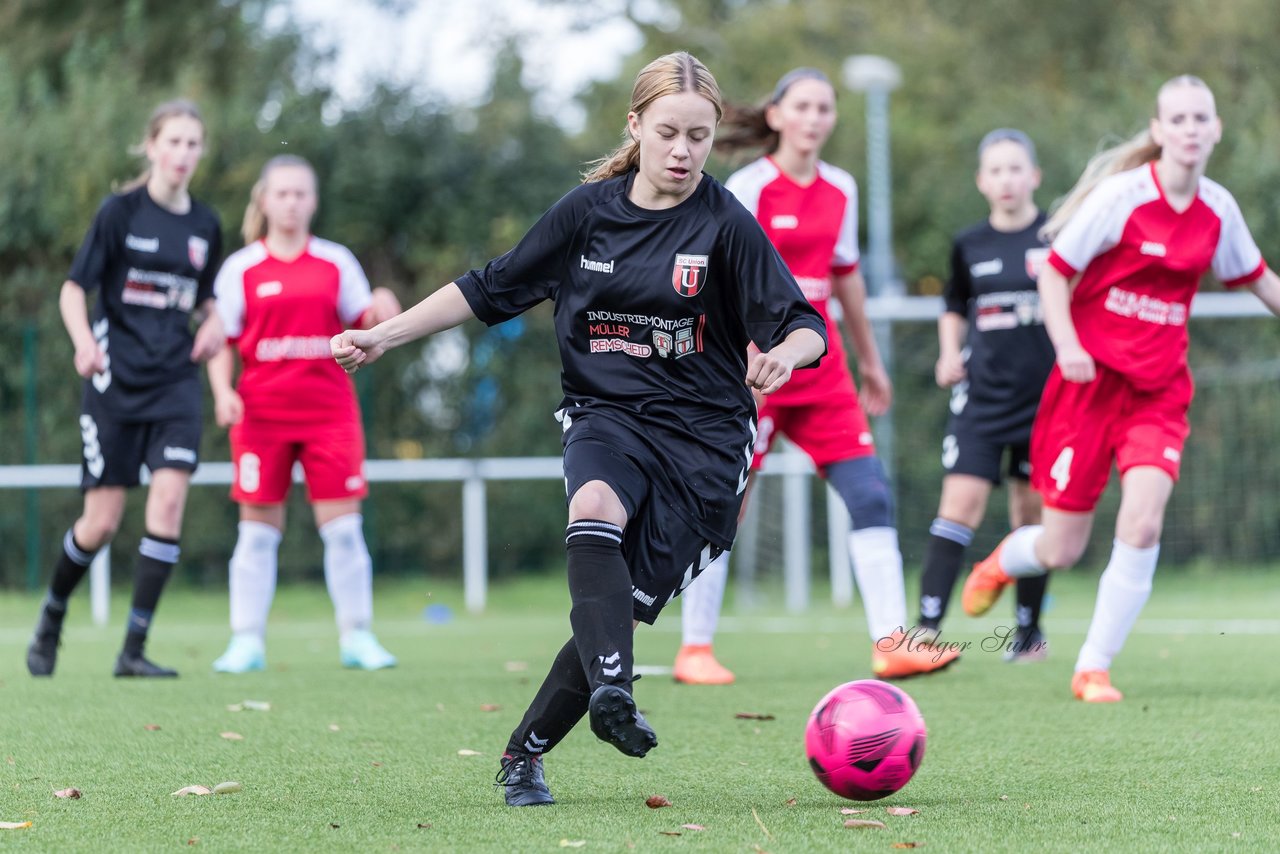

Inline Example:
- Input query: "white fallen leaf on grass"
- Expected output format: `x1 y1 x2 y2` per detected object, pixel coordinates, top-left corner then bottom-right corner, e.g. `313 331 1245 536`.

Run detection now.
220 732 244 741
0 821 32 829
213 782 242 795
886 807 920 816
172 786 212 797
457 749 482 756
844 819 887 829
53 788 82 799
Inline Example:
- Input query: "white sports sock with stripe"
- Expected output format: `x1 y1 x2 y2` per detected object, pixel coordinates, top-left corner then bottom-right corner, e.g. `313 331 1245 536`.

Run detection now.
681 549 730 646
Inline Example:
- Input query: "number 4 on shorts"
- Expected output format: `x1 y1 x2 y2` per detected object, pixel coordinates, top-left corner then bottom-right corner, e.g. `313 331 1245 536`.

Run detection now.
1050 447 1074 493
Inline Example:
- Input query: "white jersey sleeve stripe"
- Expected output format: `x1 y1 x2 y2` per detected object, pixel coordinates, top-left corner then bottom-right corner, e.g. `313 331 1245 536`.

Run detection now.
212 241 269 338
310 237 373 325
817 161 860 270
1199 178 1266 286
724 157 779 218
1051 168 1159 275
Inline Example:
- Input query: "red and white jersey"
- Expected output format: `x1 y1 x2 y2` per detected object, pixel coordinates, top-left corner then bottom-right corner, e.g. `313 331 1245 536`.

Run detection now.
1048 162 1265 390
726 156 860 403
214 237 372 422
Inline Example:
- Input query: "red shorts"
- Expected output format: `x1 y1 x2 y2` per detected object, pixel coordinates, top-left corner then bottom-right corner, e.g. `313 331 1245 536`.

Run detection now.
1030 365 1191 512
752 386 876 471
229 415 368 504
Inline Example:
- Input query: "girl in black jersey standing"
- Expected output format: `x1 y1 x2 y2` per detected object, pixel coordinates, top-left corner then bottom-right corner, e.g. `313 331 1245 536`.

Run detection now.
915 129 1056 657
26 100 225 679
333 52 826 806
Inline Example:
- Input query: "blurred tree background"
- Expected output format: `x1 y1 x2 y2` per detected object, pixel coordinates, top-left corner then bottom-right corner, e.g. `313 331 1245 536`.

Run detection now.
2 0 1278 589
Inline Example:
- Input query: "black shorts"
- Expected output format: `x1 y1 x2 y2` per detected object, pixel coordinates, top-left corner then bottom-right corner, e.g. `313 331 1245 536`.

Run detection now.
940 422 1030 485
563 436 723 625
79 388 201 490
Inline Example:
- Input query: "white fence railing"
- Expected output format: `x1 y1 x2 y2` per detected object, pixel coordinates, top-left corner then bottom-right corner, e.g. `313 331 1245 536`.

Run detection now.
2 293 1269 625
0 450 836 626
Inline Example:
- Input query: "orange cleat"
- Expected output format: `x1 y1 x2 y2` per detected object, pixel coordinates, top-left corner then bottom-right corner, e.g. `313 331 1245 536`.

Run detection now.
673 645 735 685
871 629 961 680
961 539 1015 617
1071 669 1123 703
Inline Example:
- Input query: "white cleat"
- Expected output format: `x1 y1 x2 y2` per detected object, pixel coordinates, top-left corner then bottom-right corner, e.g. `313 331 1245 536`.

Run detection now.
213 634 266 674
340 630 398 670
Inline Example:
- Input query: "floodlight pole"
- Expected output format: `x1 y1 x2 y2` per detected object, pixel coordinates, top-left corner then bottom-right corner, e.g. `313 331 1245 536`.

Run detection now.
842 54 903 508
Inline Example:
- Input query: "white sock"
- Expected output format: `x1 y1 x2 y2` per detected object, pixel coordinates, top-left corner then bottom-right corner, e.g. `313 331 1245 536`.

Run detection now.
682 549 730 646
999 524 1048 578
228 520 282 638
319 513 373 638
1075 539 1159 672
848 527 908 641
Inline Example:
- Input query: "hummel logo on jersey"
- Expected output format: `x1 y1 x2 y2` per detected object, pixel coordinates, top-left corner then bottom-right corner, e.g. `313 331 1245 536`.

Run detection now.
256 281 284 298
970 258 1003 278
771 214 799 229
580 255 615 274
1163 447 1181 463
126 234 159 253
1140 241 1167 257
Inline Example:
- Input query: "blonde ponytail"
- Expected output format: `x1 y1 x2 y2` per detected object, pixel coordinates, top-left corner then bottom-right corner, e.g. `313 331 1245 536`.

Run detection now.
1041 129 1160 241
1042 74 1213 242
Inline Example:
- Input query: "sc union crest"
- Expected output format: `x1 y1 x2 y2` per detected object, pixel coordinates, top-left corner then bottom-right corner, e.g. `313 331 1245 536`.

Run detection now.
673 253 708 297
1025 247 1050 280
189 236 210 271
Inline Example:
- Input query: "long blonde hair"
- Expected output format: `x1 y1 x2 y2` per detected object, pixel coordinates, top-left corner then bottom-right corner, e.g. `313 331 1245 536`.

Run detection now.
240 155 317 245
118 99 205 193
582 51 724 183
1042 75 1212 241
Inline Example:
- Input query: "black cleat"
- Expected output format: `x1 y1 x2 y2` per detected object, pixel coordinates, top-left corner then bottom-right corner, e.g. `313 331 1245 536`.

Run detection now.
26 617 62 677
588 685 658 757
495 752 555 806
113 651 179 678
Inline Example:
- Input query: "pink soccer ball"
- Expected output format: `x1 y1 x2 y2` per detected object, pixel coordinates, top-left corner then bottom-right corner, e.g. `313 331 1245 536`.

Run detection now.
804 679 927 801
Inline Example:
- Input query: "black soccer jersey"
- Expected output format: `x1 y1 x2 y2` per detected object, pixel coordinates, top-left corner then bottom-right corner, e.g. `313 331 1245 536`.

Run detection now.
68 186 223 420
456 170 826 547
943 212 1055 442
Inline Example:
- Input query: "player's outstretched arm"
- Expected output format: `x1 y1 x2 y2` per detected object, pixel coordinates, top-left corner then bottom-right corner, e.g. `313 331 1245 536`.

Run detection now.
59 280 105 378
832 269 892 415
1246 267 1280 317
1038 265 1094 383
332 281 475 374
746 327 827 395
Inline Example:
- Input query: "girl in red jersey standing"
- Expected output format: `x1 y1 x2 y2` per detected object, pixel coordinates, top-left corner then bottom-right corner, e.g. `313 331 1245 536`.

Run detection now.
962 76 1280 701
674 68 959 684
209 155 401 673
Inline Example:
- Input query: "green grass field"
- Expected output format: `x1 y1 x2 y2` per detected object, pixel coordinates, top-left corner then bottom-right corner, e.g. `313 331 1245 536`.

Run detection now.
2 567 1278 853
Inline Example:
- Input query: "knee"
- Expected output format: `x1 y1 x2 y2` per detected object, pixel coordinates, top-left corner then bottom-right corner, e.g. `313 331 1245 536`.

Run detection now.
568 481 627 527
76 516 121 550
1038 538 1085 571
1118 517 1163 550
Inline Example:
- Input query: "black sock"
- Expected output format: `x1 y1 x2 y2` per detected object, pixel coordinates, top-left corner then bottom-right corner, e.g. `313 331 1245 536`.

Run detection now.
505 638 591 757
123 533 179 656
47 529 97 612
918 518 974 630
565 520 633 690
1014 573 1049 633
